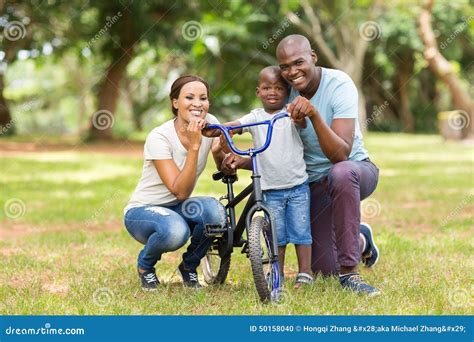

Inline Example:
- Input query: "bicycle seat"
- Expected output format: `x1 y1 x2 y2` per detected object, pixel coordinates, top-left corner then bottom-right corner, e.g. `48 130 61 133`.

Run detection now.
212 170 238 183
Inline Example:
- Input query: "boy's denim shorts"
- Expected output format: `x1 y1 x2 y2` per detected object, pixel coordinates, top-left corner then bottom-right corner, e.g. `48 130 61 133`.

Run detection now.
262 181 312 246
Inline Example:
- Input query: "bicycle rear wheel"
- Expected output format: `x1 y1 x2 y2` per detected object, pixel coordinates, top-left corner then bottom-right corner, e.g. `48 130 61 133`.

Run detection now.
201 241 231 285
247 216 281 302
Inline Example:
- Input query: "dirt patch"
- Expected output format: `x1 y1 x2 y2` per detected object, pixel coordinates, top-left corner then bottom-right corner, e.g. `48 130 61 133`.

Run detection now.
0 220 122 241
0 140 144 157
42 282 70 296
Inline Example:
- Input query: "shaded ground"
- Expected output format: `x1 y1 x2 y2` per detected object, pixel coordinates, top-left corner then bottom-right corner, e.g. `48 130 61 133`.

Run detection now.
0 133 472 315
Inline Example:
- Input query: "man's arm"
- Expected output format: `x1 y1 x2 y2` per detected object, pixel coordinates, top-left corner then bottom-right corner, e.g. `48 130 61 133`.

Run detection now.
288 96 354 163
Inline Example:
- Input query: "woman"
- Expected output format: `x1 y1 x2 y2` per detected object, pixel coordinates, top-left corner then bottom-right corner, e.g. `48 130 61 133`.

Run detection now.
124 75 225 290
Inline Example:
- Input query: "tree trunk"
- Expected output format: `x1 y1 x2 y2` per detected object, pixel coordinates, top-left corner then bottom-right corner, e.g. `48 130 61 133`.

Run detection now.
88 11 135 141
398 53 415 132
419 0 474 139
88 54 132 140
0 72 14 135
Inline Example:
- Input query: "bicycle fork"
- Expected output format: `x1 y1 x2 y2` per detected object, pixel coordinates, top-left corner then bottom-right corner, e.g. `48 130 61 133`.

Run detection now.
247 171 282 301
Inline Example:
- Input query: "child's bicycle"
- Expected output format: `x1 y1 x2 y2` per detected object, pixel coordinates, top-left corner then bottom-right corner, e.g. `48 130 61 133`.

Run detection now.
200 112 289 302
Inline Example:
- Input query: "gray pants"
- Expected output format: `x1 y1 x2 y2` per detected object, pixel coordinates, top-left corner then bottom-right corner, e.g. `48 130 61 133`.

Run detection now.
309 159 379 275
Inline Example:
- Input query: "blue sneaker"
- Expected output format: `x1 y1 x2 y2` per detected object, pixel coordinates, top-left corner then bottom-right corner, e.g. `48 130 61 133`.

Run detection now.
178 262 202 288
360 223 379 268
339 272 381 296
138 268 160 291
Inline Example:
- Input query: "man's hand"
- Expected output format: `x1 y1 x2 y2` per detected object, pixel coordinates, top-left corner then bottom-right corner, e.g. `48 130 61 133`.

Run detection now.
288 96 317 122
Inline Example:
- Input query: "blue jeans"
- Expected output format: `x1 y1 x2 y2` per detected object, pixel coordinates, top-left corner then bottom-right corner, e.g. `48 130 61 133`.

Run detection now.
124 196 226 271
263 182 312 246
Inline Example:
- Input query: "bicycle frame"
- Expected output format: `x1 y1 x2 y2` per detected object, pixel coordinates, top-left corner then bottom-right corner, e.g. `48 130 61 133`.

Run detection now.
206 112 289 299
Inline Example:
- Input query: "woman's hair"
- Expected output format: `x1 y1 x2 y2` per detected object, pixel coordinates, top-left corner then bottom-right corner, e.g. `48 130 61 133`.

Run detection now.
169 75 210 116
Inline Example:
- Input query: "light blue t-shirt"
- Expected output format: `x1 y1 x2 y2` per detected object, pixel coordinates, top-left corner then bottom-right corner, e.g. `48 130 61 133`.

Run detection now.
289 67 369 182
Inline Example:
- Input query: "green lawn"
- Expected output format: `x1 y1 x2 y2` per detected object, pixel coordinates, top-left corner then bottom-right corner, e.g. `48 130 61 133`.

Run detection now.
0 133 472 314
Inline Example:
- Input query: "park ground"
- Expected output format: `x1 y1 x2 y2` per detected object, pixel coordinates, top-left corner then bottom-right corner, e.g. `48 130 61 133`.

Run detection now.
0 133 472 314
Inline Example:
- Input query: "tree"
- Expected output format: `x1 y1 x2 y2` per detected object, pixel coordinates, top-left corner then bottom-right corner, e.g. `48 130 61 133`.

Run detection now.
282 0 385 129
84 0 205 140
419 0 473 139
0 0 87 135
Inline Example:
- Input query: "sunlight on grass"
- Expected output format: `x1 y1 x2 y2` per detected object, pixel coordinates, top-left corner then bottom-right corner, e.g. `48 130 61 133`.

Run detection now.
0 133 473 314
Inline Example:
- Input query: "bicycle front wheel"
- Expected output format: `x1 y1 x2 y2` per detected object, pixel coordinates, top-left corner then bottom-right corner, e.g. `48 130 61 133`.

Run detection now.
247 216 281 302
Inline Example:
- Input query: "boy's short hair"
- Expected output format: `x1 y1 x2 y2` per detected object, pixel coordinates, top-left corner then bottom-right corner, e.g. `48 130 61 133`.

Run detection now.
258 66 289 93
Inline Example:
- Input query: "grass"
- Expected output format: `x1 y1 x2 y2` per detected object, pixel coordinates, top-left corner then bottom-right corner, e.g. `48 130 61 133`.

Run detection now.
0 133 472 315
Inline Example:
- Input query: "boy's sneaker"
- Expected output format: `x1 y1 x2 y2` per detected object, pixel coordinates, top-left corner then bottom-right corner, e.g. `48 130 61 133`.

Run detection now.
339 272 381 296
138 268 160 291
178 262 201 288
360 223 379 268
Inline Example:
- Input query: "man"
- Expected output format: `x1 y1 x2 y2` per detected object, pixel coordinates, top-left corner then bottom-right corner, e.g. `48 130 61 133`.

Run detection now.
223 34 380 295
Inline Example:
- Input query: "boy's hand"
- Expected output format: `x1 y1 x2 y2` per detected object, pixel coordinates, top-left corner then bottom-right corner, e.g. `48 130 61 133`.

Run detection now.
295 118 307 129
201 121 221 137
221 153 239 175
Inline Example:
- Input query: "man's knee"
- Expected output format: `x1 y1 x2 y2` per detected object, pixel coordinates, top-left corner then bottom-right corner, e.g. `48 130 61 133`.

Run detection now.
328 161 359 188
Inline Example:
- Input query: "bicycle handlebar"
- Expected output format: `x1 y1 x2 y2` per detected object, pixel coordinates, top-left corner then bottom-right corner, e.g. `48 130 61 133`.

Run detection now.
205 112 289 156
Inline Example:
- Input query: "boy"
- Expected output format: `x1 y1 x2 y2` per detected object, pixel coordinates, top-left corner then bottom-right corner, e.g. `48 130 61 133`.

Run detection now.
208 66 313 288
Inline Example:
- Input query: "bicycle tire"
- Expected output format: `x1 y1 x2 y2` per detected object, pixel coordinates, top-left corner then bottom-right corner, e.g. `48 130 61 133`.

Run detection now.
201 245 231 285
248 215 277 302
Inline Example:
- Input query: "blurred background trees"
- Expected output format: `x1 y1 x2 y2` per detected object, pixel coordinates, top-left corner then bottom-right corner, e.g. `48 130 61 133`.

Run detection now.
0 0 472 140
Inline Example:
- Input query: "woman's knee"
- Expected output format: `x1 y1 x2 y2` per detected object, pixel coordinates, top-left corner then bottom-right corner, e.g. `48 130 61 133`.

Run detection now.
182 196 226 225
124 206 190 250
163 221 190 251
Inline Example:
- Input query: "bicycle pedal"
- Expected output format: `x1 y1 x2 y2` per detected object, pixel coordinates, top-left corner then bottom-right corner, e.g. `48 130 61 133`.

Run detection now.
241 242 249 255
204 224 227 236
234 238 247 247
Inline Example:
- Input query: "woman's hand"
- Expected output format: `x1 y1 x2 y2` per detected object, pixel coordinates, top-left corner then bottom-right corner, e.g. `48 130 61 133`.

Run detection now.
185 119 205 151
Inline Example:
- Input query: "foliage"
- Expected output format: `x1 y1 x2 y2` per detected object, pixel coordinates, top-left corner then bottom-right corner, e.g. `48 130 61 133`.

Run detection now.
0 0 472 135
